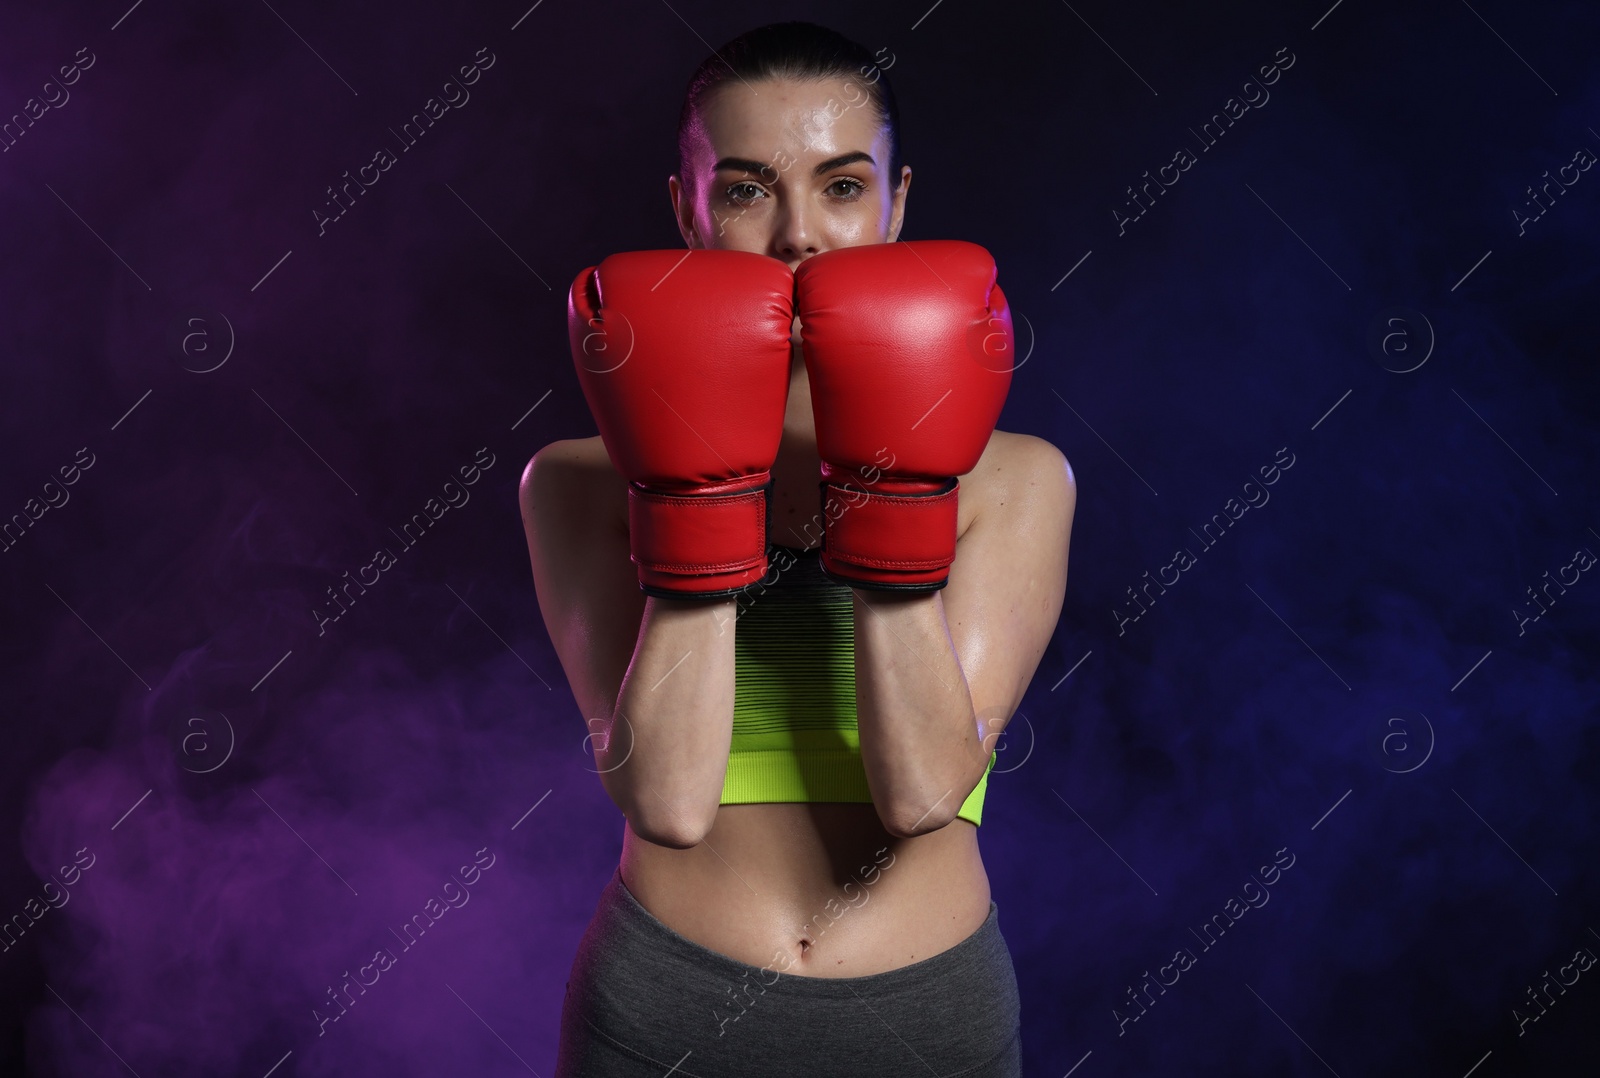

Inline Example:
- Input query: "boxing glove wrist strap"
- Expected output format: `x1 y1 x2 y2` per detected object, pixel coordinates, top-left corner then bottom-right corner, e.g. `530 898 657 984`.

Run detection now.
628 475 772 599
818 477 959 591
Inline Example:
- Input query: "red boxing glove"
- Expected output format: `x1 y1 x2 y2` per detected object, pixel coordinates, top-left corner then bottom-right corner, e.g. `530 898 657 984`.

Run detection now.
568 249 794 599
794 240 1014 591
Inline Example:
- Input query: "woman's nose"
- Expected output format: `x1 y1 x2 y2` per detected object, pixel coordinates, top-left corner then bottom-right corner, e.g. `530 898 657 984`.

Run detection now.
775 203 815 260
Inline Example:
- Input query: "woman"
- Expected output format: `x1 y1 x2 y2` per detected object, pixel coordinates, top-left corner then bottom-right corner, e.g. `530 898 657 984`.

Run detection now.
522 21 1075 1077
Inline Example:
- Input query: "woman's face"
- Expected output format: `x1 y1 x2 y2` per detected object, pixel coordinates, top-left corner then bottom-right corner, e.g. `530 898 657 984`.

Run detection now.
669 75 911 270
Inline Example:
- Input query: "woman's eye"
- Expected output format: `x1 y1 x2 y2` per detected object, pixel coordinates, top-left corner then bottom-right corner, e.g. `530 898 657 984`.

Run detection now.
726 182 765 205
828 178 866 200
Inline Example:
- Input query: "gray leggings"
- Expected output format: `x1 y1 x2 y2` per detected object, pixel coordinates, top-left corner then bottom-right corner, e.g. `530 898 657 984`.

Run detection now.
554 866 1022 1077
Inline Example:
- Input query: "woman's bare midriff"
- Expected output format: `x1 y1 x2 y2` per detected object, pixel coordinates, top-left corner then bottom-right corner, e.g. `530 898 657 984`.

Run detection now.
619 802 992 978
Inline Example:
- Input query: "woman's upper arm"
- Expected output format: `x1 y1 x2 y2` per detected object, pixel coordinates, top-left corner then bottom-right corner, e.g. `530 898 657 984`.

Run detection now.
942 434 1077 729
518 441 645 729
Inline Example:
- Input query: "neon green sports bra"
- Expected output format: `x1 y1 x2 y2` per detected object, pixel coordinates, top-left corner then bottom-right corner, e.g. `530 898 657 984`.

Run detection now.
721 543 997 826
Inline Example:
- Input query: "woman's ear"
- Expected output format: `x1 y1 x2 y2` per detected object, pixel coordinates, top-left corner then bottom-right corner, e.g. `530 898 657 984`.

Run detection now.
668 173 701 249
886 165 912 242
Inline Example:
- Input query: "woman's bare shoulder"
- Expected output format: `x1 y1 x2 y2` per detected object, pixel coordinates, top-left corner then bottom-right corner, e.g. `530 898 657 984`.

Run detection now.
953 430 1072 540
525 434 612 471
519 435 626 526
970 429 1074 493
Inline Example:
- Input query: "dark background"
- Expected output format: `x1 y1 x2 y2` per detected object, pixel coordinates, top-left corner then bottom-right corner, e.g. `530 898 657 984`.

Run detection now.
2 0 1597 1074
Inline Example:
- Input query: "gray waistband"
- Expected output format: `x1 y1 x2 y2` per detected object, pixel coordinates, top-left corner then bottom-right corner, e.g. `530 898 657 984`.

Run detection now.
599 865 1004 999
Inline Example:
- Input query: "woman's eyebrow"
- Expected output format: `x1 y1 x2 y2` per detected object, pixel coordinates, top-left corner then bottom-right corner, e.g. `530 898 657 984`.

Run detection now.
712 151 876 178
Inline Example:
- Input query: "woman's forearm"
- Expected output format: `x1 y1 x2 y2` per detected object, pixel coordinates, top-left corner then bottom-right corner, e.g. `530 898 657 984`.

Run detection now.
600 594 737 848
852 590 991 837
